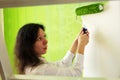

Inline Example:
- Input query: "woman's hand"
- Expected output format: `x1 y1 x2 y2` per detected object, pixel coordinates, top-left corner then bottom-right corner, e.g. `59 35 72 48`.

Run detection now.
69 31 80 54
77 29 89 55
70 28 89 54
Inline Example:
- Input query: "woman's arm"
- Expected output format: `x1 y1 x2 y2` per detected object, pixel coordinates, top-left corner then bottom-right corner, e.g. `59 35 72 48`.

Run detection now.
69 31 81 54
54 29 89 67
55 29 89 76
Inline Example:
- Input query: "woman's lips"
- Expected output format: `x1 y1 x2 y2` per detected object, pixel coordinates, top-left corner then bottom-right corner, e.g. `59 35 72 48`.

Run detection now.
44 47 47 50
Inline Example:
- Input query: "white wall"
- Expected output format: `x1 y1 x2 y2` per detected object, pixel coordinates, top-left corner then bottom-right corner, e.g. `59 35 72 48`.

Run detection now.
83 1 120 78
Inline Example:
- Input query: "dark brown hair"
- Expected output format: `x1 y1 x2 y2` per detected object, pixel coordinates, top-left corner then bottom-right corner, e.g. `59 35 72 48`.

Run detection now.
14 23 45 74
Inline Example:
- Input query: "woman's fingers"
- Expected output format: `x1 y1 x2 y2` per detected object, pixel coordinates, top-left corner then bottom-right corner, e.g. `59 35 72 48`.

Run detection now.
86 31 89 37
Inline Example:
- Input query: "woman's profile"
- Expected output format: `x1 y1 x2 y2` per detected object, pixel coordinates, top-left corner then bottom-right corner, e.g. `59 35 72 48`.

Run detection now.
14 23 89 76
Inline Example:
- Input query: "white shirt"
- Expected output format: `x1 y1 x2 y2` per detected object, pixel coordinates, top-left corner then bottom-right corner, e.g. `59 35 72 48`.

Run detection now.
25 51 84 77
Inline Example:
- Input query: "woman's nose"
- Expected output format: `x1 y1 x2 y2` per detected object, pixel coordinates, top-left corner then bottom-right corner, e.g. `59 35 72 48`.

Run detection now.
43 39 48 45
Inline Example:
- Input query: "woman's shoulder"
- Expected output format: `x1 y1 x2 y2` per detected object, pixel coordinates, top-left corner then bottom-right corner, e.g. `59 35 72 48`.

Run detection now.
25 63 57 75
25 63 46 74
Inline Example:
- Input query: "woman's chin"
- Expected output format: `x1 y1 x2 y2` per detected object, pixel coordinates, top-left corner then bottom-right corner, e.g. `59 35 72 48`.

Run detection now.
42 50 47 54
37 51 46 56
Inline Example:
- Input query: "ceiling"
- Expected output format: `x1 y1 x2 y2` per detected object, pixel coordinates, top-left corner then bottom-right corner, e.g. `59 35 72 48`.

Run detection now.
0 0 104 8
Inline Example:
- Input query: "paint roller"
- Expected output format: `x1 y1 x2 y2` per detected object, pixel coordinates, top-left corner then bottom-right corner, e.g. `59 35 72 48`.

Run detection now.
75 3 104 34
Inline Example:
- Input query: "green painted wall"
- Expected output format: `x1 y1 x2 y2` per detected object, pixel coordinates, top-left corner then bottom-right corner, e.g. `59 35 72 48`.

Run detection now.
3 3 82 72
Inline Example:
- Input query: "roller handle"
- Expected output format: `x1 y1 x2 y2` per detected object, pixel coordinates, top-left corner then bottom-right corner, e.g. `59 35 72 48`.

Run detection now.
83 27 87 34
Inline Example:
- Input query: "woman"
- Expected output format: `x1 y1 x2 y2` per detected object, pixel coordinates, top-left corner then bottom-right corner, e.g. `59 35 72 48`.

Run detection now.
14 23 89 76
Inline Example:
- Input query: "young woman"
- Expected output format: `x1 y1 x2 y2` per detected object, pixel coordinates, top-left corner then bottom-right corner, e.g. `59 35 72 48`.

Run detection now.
14 23 89 76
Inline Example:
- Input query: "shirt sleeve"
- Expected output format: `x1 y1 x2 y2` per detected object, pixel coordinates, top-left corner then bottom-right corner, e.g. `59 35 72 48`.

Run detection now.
74 53 84 70
55 53 84 76
54 50 75 67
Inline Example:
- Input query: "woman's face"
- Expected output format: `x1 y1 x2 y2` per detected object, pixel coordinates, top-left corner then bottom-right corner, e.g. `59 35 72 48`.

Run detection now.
34 28 48 56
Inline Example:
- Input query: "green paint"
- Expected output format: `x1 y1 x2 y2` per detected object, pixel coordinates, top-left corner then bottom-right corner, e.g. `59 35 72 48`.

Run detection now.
75 3 104 16
75 1 108 16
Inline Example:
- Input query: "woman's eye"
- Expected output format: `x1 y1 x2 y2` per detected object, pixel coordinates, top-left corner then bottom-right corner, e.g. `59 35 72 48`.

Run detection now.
44 35 46 38
44 34 48 39
37 37 42 41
